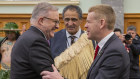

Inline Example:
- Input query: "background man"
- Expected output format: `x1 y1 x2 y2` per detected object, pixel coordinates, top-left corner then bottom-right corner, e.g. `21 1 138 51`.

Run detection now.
50 5 95 79
10 2 60 79
125 25 140 79
114 28 125 42
51 5 85 58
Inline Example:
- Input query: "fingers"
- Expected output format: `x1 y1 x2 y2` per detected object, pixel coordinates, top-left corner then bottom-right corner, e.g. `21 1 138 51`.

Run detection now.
40 64 56 76
40 71 50 76
22 24 26 30
42 75 50 79
52 64 57 72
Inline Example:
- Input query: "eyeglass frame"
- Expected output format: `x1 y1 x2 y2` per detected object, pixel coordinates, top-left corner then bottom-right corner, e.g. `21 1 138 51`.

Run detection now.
43 17 60 25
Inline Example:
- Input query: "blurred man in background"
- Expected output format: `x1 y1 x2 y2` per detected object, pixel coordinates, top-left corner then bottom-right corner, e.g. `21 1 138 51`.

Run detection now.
125 25 140 79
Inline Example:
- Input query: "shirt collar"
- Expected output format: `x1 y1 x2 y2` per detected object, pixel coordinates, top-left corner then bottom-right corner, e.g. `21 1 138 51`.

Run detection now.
66 27 81 38
98 32 114 49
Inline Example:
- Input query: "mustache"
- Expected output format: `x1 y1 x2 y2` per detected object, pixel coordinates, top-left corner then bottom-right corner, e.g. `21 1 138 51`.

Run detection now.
66 25 75 28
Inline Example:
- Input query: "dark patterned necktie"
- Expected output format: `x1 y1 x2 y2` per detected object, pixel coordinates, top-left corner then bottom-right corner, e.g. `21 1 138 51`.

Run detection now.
70 36 76 45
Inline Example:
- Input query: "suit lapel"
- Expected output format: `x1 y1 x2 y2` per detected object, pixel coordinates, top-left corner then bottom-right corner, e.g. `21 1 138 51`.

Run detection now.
58 29 67 53
56 29 84 56
87 49 104 78
87 34 117 78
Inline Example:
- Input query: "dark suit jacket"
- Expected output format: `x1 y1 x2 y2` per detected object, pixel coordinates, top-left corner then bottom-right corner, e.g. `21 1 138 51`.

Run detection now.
10 26 54 79
87 34 130 79
50 29 86 58
129 35 140 78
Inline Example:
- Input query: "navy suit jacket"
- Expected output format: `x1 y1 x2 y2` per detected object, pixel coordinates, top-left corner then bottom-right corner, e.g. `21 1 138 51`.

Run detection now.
87 34 130 79
50 29 86 58
10 26 54 79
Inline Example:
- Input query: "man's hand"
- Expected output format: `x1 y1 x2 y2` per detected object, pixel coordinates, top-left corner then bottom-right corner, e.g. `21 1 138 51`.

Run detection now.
22 24 26 31
40 64 64 79
20 24 26 35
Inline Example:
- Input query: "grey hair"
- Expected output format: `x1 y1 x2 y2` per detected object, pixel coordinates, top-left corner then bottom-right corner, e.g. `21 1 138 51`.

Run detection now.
127 25 136 32
30 2 58 23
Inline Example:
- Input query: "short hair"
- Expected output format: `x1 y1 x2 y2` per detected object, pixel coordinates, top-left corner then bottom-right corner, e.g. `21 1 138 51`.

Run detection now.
127 25 136 32
30 2 58 22
114 28 122 33
62 5 82 19
88 4 116 30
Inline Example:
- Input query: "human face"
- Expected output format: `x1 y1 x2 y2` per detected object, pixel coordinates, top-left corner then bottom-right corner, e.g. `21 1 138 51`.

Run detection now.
127 30 136 39
115 31 121 38
63 10 82 35
5 31 16 41
85 12 100 40
40 10 59 40
114 31 124 42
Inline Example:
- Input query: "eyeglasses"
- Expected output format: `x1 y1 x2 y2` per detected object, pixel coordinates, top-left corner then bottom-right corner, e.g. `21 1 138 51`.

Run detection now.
64 18 78 22
43 17 59 25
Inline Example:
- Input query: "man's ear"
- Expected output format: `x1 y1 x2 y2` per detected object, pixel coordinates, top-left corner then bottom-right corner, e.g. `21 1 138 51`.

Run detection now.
99 19 105 29
38 17 43 25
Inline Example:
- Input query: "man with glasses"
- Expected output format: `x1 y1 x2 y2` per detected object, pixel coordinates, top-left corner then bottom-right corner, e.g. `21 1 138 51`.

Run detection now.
49 5 95 79
10 2 60 79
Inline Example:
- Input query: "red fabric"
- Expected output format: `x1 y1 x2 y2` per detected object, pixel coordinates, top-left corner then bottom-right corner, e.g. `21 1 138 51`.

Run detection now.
94 45 100 59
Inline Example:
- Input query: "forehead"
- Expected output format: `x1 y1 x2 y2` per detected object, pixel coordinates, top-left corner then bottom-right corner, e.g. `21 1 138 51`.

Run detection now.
64 10 79 18
87 12 95 20
127 30 136 33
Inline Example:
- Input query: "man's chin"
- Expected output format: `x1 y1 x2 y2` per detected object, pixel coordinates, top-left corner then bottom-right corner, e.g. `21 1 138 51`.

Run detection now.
87 35 92 40
50 33 54 38
67 30 76 35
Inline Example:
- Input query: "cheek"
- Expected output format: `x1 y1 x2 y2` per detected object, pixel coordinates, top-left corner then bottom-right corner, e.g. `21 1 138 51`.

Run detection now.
132 34 136 38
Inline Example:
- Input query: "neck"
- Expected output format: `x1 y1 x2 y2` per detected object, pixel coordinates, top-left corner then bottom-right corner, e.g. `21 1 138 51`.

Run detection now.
97 29 113 43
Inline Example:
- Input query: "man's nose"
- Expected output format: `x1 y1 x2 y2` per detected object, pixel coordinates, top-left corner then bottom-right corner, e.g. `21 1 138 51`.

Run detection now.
84 23 88 28
68 20 73 25
55 24 59 29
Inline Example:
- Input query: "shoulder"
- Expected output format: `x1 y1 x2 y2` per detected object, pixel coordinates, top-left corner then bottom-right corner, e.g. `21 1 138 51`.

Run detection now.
105 35 127 54
52 29 66 39
55 29 66 35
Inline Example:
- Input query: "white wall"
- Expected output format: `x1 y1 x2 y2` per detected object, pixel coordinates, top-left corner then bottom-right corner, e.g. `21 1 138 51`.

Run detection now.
124 0 140 13
0 0 101 14
0 0 140 14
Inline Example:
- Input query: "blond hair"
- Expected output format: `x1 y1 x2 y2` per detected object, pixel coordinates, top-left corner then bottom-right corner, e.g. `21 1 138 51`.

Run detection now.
88 4 116 30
